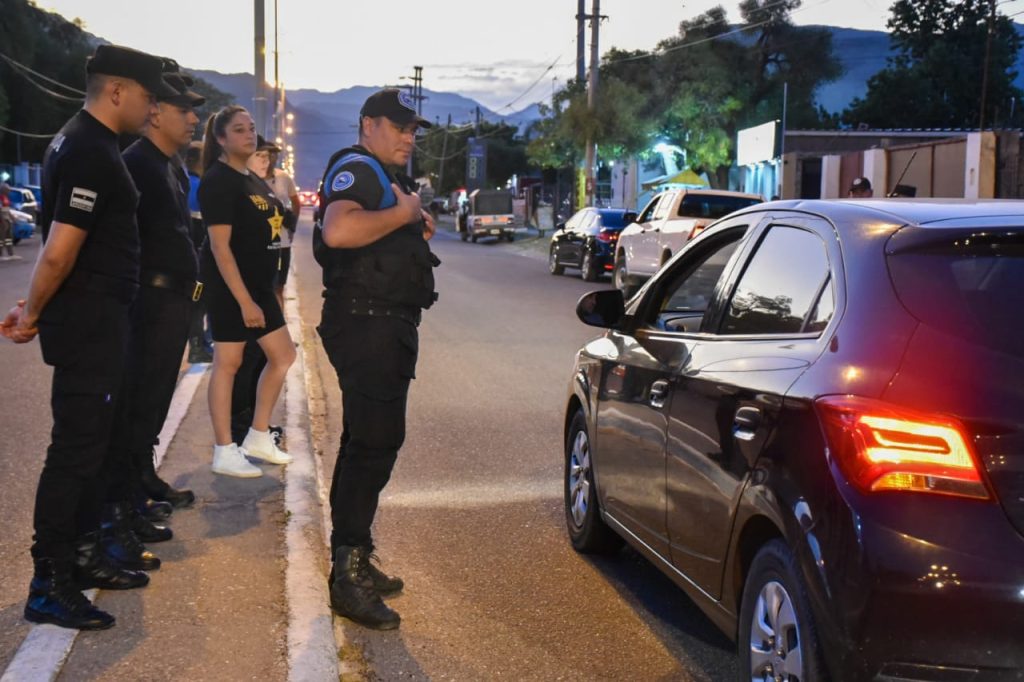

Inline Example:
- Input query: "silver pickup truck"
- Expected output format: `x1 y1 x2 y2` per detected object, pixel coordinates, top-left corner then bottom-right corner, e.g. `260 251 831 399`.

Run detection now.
460 189 516 243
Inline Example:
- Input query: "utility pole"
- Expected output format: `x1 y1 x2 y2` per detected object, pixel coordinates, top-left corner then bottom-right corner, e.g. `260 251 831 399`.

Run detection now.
437 113 452 195
405 66 426 177
253 0 267 139
979 0 996 130
272 0 280 142
576 0 586 84
584 0 603 207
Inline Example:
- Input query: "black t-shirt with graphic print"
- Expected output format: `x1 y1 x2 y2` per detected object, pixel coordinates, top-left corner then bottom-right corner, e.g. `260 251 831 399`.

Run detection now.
40 109 140 283
198 160 283 292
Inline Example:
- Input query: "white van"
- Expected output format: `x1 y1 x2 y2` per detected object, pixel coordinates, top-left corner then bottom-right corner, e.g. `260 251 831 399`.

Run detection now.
613 189 762 295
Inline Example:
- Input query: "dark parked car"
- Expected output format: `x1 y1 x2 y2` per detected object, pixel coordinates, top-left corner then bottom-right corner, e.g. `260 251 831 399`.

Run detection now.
549 207 637 281
563 199 1024 681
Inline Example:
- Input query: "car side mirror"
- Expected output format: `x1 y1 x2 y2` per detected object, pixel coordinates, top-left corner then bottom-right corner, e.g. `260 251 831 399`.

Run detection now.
623 211 637 224
556 222 566 231
576 290 625 329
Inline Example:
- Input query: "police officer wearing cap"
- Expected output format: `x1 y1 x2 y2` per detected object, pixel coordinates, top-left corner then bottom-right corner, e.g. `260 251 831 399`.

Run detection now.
96 68 206 572
1 44 178 631
314 88 439 630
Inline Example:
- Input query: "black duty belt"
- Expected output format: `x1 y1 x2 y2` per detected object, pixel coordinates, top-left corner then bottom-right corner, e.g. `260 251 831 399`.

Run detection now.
323 292 421 325
141 270 204 302
64 269 138 303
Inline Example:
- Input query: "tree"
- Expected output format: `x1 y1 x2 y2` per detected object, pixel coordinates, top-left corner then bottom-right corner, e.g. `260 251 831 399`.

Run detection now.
844 0 1022 128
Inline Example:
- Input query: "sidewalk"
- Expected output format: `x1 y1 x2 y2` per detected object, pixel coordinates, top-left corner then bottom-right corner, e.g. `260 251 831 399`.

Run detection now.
0 280 340 682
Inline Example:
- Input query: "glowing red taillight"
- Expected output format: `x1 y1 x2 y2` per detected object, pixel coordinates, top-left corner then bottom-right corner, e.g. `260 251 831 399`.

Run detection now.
815 396 989 500
596 228 618 243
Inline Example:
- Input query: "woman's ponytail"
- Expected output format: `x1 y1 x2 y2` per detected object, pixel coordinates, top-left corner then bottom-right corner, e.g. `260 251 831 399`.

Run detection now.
201 105 248 172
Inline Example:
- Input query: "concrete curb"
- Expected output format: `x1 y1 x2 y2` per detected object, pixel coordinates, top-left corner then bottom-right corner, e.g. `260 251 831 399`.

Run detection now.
282 276 341 682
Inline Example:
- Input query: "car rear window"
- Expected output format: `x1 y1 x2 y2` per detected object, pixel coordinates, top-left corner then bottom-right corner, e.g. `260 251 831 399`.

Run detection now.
887 230 1024 357
678 195 760 220
598 211 628 228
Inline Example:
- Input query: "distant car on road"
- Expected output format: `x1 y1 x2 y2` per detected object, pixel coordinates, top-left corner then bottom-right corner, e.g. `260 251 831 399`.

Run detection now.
564 199 1024 681
614 189 762 296
297 190 319 209
10 208 35 243
6 187 38 220
549 207 636 281
460 189 515 243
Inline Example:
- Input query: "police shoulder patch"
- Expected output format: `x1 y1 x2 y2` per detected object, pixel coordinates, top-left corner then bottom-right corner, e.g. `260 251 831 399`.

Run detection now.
331 170 355 193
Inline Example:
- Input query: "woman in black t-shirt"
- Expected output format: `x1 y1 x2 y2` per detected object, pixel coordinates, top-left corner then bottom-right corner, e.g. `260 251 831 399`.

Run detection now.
198 105 296 478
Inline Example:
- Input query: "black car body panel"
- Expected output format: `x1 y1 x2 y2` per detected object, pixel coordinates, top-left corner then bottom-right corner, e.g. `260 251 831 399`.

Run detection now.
565 200 1024 681
551 208 633 277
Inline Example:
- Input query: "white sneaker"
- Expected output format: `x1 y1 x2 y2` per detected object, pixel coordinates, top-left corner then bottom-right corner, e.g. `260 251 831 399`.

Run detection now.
212 443 263 478
241 428 292 465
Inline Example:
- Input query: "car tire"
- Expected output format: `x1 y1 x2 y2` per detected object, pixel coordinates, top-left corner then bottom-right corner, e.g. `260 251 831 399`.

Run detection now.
739 540 827 682
12 238 21 246
613 256 637 298
471 233 478 243
581 249 600 282
506 233 514 242
564 409 622 554
549 246 565 276
460 230 468 242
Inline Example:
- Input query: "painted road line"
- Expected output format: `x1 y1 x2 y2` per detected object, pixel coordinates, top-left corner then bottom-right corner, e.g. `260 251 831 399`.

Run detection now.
1 361 209 682
154 362 208 468
282 277 339 682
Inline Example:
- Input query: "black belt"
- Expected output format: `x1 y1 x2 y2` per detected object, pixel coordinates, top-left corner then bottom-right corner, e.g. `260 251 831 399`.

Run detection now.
141 270 203 302
64 269 138 303
323 293 421 325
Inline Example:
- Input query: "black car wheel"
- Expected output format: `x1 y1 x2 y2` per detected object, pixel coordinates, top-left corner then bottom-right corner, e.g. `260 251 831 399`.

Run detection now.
613 256 636 297
740 540 826 682
564 409 622 554
471 233 478 243
549 246 565 276
506 233 514 242
460 230 468 242
580 248 599 282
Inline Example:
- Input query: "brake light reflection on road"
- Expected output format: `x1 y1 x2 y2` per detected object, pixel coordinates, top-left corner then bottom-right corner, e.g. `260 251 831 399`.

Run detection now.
816 395 989 500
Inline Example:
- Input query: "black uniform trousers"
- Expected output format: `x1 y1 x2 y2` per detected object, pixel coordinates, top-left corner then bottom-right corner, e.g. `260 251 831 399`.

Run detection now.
102 286 193 503
32 288 132 561
318 304 418 553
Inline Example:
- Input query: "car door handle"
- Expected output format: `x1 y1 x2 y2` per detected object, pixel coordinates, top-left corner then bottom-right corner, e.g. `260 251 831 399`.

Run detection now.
649 380 670 408
733 406 762 441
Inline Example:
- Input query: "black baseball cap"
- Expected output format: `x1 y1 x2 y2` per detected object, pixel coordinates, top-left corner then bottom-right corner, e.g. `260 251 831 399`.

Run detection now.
256 135 282 153
360 88 432 129
850 177 872 193
160 73 206 108
86 45 178 97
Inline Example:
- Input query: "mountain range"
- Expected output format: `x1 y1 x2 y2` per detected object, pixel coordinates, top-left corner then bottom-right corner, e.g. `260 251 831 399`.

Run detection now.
189 24 1022 186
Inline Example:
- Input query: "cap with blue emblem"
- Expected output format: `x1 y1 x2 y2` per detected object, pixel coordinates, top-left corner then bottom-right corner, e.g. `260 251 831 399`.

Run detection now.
360 88 433 129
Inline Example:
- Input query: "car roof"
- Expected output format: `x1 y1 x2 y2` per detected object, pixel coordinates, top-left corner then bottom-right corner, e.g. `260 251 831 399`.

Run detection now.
737 198 1024 228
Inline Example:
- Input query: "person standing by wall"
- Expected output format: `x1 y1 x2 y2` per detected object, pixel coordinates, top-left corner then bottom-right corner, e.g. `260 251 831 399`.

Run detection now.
198 106 294 478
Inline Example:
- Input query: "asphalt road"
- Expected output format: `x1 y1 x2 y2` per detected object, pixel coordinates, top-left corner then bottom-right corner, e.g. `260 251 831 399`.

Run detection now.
294 217 740 680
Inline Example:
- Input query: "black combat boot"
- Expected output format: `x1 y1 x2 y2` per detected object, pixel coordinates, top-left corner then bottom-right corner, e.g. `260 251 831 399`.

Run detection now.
329 546 400 630
101 503 161 571
130 507 173 543
25 558 116 630
139 455 195 509
135 496 173 522
326 545 403 596
74 533 150 590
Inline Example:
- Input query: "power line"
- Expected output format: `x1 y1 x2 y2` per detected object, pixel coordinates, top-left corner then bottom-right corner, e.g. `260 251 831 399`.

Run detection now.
497 54 563 111
0 52 85 95
0 123 59 139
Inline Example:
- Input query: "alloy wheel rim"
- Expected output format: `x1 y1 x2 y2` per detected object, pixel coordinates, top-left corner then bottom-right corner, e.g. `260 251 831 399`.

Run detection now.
568 430 591 528
550 249 558 271
750 580 804 681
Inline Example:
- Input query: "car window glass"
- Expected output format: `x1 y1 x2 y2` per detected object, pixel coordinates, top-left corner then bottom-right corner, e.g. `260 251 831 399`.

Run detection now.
678 194 761 219
720 226 830 335
652 193 673 221
804 277 834 333
565 212 581 231
648 229 747 332
637 196 661 223
579 212 598 233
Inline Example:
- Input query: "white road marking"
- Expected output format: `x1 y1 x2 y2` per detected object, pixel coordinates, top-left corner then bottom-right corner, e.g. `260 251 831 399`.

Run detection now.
1 360 209 682
282 277 340 682
381 481 560 509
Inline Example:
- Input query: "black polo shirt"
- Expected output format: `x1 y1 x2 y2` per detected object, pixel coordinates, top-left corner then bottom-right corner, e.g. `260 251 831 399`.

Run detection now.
198 160 283 292
41 109 140 284
122 137 198 282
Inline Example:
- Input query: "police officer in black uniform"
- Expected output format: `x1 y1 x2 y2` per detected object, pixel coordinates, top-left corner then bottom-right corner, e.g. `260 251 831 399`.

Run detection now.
315 88 439 630
2 45 178 631
96 68 206 572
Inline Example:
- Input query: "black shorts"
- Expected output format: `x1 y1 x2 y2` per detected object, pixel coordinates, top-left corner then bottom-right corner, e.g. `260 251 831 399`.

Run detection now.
277 247 292 288
206 283 285 343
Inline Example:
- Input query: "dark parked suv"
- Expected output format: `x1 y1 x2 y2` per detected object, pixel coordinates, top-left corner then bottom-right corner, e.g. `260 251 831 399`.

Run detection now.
564 200 1024 681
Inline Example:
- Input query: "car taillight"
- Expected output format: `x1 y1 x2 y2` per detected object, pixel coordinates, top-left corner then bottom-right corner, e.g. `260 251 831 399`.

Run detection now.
688 225 707 241
596 229 618 243
815 395 989 500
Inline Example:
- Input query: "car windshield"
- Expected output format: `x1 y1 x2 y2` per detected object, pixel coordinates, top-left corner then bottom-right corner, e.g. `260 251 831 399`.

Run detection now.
888 230 1024 357
678 194 760 219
